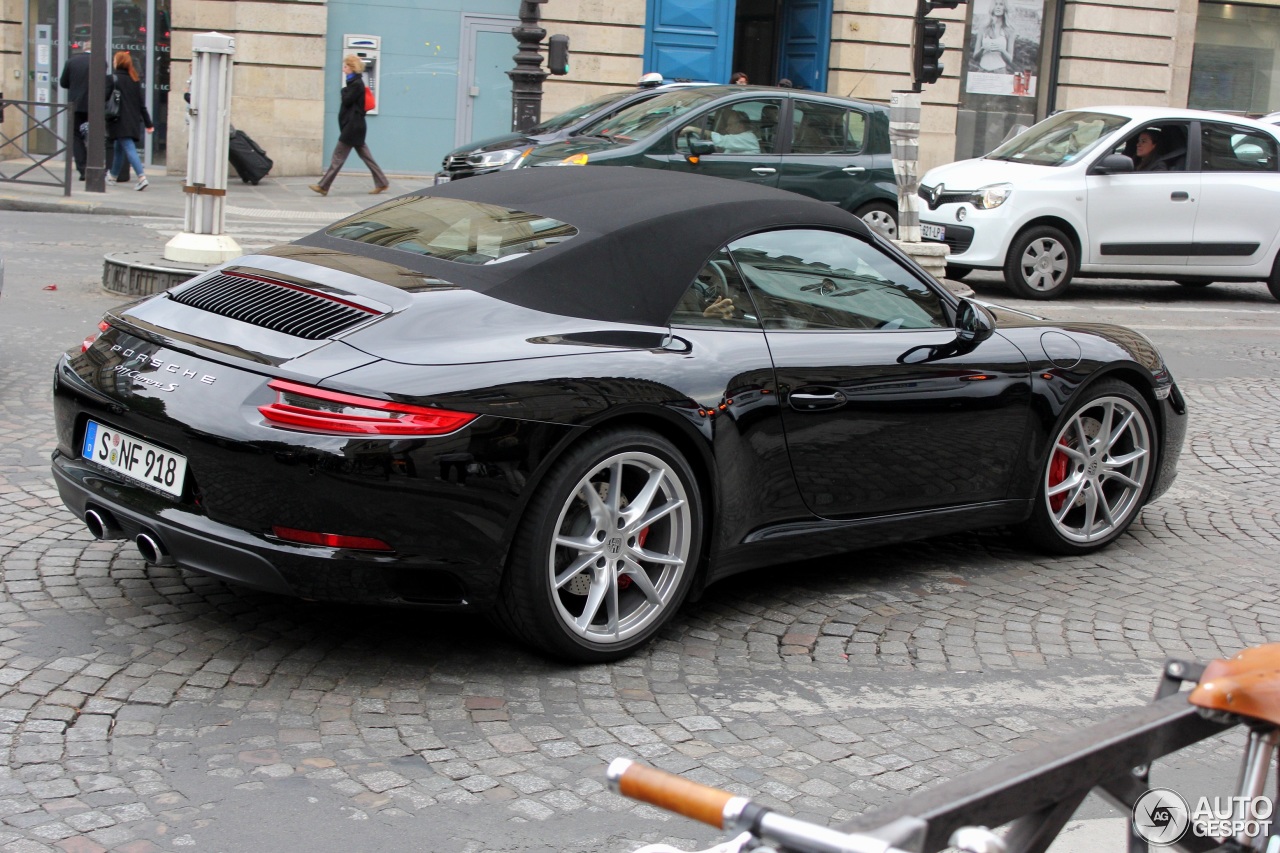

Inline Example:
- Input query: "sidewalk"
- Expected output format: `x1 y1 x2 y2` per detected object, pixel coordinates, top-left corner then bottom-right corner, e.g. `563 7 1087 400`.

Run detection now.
0 169 436 221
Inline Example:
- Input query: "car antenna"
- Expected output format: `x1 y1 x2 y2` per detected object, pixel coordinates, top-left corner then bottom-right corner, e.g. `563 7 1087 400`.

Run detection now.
845 62 877 98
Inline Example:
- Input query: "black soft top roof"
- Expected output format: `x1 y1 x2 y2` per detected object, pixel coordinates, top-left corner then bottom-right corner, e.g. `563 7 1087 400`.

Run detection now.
295 166 869 327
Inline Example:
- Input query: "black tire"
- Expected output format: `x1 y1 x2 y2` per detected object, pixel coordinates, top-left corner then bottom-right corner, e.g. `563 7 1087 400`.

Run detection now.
1016 379 1157 555
855 201 898 240
1003 225 1077 299
1269 255 1280 302
494 427 703 662
1175 278 1213 288
945 264 973 281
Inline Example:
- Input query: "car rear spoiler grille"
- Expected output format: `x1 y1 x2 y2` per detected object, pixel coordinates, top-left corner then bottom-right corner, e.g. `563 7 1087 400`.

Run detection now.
168 272 383 340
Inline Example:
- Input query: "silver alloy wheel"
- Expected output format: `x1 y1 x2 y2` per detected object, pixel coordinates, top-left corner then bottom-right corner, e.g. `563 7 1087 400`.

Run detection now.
1044 395 1151 545
548 450 692 645
1018 236 1070 291
862 208 898 239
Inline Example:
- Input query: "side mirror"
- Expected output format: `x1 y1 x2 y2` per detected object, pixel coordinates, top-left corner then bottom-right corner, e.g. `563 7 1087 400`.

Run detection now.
898 299 994 365
956 298 994 345
1093 152 1135 175
685 134 715 158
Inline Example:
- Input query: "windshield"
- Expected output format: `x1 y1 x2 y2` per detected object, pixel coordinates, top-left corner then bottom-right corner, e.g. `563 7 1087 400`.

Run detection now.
326 197 577 265
583 88 725 142
529 91 632 134
986 111 1129 166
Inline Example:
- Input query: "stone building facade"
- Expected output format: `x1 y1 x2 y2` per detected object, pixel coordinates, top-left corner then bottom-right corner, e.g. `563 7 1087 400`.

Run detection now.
3 0 1280 178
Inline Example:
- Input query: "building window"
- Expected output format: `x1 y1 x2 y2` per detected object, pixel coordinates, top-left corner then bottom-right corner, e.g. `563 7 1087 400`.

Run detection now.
1190 2 1280 115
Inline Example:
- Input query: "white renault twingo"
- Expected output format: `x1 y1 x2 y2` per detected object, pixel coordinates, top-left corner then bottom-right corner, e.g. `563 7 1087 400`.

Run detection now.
919 106 1280 301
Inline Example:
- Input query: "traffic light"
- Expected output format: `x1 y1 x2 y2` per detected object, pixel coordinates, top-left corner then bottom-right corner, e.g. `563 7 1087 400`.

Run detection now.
912 0 966 90
548 34 570 76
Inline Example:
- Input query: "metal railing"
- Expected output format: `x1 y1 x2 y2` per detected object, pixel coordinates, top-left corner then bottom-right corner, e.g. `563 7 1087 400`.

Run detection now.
0 98 73 195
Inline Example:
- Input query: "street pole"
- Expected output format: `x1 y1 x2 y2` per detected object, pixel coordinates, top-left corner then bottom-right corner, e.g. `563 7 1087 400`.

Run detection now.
164 32 241 263
508 0 548 132
84 0 107 193
890 90 922 244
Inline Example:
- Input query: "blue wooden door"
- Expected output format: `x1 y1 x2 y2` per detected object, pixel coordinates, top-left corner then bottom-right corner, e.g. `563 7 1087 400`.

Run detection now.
644 0 735 83
778 0 831 92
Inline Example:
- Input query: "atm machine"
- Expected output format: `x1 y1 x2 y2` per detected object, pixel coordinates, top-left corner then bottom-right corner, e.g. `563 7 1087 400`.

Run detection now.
343 34 380 116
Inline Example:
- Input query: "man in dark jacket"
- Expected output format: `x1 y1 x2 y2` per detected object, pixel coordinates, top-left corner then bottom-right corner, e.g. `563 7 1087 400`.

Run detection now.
58 41 112 180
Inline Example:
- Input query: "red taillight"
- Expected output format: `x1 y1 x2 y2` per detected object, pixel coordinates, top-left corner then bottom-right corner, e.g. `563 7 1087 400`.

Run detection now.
271 526 392 552
258 379 477 436
82 320 110 352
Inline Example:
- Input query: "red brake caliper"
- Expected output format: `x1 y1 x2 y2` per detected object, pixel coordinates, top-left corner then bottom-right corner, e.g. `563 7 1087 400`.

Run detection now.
619 527 650 591
1048 438 1070 512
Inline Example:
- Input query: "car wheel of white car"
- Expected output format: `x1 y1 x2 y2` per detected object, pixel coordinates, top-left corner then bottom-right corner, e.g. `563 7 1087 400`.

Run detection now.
1175 279 1213 288
945 264 972 281
1268 255 1280 302
1004 226 1076 299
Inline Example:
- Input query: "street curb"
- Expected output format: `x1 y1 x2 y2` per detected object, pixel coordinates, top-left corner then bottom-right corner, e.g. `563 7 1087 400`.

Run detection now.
0 194 143 217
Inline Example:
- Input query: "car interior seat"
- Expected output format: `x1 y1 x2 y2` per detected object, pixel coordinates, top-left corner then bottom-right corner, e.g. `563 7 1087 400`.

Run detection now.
1156 125 1187 170
793 114 831 154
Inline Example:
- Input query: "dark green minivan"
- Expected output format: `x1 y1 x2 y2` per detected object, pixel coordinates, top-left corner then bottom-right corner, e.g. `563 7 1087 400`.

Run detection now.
521 85 899 238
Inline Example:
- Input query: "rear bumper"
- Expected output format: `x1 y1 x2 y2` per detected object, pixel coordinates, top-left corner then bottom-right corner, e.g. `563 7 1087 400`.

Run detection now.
52 450 486 607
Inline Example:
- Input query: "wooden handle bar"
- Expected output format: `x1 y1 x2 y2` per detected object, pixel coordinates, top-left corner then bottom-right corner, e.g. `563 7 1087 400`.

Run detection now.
607 758 744 829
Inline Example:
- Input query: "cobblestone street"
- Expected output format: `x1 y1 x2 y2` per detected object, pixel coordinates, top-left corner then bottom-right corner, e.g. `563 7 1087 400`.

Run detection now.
2 212 1279 853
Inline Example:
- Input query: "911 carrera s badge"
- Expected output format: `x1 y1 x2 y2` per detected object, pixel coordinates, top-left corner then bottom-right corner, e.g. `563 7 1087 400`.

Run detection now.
108 344 217 392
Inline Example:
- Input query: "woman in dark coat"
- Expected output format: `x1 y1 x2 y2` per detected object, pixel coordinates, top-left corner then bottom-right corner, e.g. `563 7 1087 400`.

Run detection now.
310 55 390 196
107 51 153 190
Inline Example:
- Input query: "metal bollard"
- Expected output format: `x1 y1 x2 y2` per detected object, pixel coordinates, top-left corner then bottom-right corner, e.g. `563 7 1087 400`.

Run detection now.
164 31 242 263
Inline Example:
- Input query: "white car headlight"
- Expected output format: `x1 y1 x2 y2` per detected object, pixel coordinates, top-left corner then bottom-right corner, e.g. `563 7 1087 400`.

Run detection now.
970 183 1012 209
467 149 522 169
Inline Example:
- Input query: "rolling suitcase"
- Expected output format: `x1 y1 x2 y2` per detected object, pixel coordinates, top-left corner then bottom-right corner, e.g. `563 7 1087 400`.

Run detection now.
228 127 273 185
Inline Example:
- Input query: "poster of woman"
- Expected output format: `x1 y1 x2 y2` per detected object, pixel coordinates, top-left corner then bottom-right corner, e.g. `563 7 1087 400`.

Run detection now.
967 0 1044 97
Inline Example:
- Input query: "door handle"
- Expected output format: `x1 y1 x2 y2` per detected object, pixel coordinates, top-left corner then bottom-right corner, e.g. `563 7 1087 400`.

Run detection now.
1171 191 1189 201
751 167 776 176
789 390 847 411
842 166 866 174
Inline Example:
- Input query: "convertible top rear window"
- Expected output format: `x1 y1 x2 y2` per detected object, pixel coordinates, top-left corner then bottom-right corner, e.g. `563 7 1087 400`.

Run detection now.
325 197 578 265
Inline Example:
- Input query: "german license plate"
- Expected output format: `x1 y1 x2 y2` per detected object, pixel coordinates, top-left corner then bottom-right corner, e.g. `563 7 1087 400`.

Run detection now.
921 223 946 241
81 420 187 497
434 174 451 185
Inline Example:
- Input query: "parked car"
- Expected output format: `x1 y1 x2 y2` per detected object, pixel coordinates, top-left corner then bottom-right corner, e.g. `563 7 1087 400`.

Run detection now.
521 85 901 239
51 168 1184 661
439 82 713 180
919 106 1280 300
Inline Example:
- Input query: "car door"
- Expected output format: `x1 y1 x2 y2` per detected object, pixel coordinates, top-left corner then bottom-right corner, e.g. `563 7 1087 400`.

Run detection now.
773 98 891 211
1191 120 1280 269
727 228 1032 519
664 98 783 188
1084 120 1197 267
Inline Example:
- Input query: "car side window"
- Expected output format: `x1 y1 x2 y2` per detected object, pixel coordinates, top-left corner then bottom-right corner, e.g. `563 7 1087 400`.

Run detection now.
669 248 762 329
791 101 866 155
676 99 780 155
727 229 947 332
1202 123 1278 172
1106 122 1189 172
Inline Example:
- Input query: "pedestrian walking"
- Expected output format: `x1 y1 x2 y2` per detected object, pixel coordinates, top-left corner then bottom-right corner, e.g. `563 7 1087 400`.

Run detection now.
58 40 112 180
310 55 389 196
106 51 153 190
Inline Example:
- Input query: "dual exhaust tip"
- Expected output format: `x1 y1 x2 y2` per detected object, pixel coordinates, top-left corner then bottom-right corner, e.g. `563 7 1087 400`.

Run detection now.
84 509 176 567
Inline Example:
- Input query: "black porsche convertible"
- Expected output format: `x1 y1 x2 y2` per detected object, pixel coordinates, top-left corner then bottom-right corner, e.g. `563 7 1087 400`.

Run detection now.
51 168 1186 661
